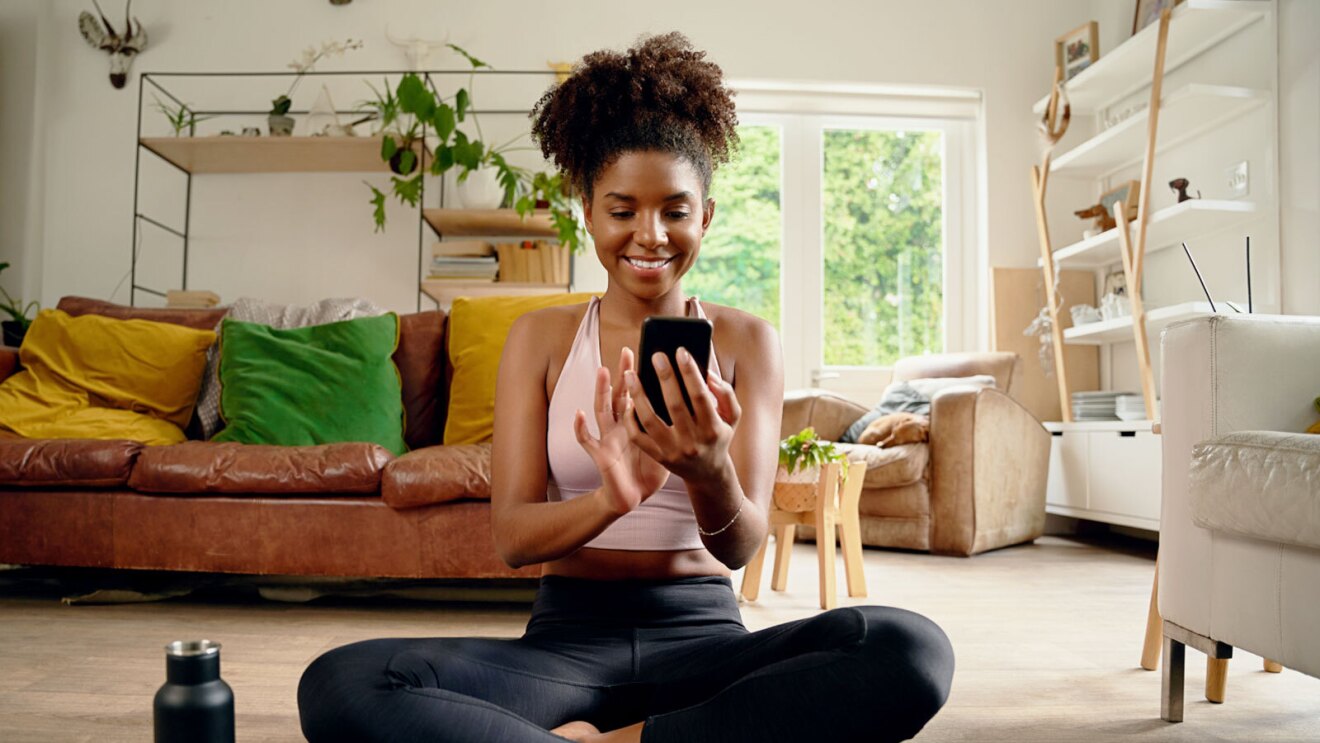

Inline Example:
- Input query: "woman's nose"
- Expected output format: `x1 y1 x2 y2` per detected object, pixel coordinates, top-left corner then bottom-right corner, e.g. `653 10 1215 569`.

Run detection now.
633 211 667 250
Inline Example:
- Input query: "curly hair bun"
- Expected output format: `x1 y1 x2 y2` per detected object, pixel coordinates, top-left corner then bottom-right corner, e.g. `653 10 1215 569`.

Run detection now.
531 32 739 196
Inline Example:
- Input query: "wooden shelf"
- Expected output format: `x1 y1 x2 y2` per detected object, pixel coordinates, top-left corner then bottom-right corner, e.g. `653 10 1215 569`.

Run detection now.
1050 84 1267 177
1063 301 1216 345
1032 0 1268 114
139 136 411 174
423 209 557 238
1042 199 1259 269
420 280 569 305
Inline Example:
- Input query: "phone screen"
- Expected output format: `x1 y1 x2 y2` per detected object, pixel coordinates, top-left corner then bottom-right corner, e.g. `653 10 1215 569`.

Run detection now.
636 316 712 427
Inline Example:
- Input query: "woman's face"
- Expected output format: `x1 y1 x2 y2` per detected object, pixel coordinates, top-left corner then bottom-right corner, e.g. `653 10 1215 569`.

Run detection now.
582 150 714 301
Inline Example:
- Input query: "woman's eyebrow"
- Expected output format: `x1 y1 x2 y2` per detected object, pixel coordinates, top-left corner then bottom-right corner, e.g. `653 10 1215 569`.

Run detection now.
602 191 694 202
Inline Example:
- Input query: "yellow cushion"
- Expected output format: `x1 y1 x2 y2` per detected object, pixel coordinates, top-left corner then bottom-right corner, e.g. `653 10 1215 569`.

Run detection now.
0 309 216 445
444 293 596 445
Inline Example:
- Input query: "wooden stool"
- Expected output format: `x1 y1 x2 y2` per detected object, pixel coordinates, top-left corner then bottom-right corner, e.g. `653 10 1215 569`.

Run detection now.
740 460 868 610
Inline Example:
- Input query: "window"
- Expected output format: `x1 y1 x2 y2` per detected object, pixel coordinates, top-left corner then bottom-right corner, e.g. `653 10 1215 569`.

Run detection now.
689 84 980 398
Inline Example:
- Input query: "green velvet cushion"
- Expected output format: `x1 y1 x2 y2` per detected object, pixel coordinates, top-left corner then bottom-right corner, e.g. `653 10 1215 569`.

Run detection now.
212 314 407 455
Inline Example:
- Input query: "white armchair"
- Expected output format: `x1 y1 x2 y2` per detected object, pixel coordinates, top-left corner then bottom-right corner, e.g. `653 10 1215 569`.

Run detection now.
1159 314 1320 722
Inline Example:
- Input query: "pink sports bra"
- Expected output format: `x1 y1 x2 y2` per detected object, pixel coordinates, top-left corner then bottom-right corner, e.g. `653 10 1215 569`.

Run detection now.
546 296 722 551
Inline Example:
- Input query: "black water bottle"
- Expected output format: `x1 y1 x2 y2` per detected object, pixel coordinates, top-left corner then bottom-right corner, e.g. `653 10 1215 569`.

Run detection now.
153 640 235 743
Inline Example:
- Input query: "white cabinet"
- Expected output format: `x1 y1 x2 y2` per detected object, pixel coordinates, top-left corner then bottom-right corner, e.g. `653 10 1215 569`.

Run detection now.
1045 422 1161 531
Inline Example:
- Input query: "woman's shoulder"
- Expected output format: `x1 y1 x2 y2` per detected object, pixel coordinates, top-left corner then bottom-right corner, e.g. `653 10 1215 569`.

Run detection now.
510 300 593 339
702 301 779 350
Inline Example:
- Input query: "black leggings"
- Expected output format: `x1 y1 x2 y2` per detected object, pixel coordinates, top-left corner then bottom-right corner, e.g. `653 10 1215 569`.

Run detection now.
298 575 954 742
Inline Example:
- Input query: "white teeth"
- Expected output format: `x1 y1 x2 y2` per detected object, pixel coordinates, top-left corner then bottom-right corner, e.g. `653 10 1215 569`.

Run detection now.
625 257 670 269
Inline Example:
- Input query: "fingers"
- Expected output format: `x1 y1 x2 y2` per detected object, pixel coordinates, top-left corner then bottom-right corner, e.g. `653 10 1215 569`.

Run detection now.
651 351 697 440
573 409 599 457
593 366 615 430
613 348 635 418
707 371 742 426
620 383 666 462
674 347 718 431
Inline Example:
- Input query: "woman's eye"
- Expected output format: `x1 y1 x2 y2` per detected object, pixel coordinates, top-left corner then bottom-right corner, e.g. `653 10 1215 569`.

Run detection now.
667 212 690 220
610 211 634 219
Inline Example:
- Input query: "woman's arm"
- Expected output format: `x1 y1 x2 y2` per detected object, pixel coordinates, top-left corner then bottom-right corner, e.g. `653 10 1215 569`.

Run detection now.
626 315 785 569
490 313 622 568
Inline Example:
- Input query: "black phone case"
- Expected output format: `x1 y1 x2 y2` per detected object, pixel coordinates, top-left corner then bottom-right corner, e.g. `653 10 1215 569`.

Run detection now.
636 316 712 427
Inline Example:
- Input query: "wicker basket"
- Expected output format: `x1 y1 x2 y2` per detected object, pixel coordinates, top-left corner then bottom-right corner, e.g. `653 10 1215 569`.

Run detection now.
773 465 822 513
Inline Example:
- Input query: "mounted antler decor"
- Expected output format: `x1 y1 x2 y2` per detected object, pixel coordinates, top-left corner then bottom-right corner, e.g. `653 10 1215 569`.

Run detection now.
78 0 147 89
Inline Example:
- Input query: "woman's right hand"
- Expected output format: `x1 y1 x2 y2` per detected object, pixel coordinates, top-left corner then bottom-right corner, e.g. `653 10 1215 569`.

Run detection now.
574 347 670 515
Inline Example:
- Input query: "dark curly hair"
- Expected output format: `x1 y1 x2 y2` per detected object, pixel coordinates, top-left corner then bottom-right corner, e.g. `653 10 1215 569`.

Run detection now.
530 32 739 199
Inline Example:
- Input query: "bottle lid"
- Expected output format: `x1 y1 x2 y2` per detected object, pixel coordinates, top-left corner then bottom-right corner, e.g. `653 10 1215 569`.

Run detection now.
165 640 221 657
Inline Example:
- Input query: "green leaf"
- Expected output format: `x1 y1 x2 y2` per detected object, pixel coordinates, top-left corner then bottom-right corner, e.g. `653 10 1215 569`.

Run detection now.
435 146 455 173
455 89 470 122
434 104 455 141
366 182 387 232
447 43 490 69
392 174 423 207
396 74 429 113
380 135 398 161
395 149 416 176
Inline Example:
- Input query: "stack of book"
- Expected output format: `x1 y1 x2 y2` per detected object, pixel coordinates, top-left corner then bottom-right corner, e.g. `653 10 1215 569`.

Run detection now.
429 241 498 282
495 240 570 285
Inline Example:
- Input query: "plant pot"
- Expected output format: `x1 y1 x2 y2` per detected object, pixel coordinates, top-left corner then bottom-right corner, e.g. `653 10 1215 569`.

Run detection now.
388 146 419 175
1 320 26 348
455 167 506 210
773 464 822 513
267 114 295 137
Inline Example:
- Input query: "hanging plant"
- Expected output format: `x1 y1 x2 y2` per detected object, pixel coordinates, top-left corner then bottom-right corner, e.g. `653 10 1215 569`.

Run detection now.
363 46 586 253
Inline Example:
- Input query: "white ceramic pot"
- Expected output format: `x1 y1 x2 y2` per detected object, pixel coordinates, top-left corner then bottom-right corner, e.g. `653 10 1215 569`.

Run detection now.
455 167 505 209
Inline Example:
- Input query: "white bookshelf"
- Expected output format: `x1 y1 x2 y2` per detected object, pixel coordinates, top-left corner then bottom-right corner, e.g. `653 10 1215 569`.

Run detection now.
1032 0 1269 114
1064 301 1217 345
1050 84 1268 177
1042 199 1259 269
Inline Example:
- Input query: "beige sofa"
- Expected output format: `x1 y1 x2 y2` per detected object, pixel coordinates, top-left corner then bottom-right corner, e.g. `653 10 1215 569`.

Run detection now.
782 352 1050 557
1158 314 1320 721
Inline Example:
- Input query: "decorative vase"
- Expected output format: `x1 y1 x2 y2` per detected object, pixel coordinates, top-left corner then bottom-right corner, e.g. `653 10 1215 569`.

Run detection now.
455 167 506 209
267 114 295 137
773 464 822 513
1 320 24 348
389 143 419 175
153 640 235 743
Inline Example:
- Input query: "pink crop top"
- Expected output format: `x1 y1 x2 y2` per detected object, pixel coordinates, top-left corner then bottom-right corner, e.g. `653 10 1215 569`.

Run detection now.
546 296 722 551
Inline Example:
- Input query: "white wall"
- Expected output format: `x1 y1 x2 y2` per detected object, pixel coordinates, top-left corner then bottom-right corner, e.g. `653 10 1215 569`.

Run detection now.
1278 0 1320 316
0 1 42 308
3 0 1099 323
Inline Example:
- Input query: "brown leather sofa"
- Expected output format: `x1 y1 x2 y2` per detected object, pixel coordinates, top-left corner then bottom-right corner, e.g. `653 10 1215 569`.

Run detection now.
0 297 537 580
782 352 1050 556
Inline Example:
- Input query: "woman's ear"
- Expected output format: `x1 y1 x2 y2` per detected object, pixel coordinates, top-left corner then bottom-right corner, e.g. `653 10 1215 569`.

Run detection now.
581 194 595 234
701 198 716 236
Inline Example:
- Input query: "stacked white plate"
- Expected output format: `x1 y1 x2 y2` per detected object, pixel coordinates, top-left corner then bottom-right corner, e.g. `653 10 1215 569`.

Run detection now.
1116 394 1147 421
1071 391 1128 421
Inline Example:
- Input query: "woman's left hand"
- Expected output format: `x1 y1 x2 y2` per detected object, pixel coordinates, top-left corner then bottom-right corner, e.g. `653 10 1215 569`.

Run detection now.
624 347 742 483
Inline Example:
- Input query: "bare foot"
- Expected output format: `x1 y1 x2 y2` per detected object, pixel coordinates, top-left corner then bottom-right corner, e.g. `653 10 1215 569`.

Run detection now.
549 720 600 741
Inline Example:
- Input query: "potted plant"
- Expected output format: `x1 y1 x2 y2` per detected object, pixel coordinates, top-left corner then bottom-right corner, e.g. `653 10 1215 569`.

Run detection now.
775 427 849 512
152 96 213 137
0 262 39 347
356 78 421 175
364 45 587 253
269 38 363 136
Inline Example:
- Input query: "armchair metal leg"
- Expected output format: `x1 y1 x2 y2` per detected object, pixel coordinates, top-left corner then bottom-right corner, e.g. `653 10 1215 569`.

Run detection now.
1162 634 1185 723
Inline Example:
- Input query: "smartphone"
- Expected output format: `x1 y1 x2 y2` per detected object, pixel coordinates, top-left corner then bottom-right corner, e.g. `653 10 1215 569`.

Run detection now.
636 315 712 428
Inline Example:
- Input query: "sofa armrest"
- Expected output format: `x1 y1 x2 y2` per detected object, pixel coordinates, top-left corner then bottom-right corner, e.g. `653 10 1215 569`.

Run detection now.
0 346 18 382
1160 314 1320 625
781 389 868 441
927 386 1050 556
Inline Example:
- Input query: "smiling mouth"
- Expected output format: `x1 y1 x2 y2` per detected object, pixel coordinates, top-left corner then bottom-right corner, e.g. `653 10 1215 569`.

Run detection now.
623 256 676 270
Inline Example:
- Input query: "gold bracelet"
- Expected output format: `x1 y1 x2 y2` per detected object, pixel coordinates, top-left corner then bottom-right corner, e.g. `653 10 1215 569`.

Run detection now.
697 499 743 537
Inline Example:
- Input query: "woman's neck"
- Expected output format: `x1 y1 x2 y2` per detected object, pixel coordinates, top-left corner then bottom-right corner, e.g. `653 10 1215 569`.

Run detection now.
599 286 688 329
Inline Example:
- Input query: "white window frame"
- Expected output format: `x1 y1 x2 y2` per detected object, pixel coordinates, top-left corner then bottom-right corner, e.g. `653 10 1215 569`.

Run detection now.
730 81 983 399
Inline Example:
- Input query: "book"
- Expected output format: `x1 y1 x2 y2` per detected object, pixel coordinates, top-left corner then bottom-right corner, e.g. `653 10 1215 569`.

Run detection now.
432 240 495 258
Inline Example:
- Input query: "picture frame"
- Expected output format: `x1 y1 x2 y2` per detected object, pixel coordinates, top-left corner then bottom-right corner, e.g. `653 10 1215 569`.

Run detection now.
1099 180 1140 224
1055 21 1099 82
1133 0 1184 36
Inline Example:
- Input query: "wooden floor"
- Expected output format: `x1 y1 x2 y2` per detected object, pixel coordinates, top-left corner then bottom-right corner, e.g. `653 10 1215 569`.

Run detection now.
2 534 1318 742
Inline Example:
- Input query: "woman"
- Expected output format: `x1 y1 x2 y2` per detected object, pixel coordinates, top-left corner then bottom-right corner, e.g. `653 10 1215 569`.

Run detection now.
298 32 953 743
